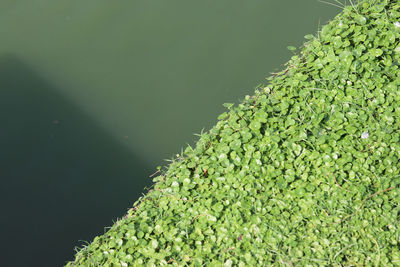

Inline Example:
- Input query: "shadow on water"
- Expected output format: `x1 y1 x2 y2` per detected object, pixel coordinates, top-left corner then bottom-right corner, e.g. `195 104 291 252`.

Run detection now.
0 54 154 267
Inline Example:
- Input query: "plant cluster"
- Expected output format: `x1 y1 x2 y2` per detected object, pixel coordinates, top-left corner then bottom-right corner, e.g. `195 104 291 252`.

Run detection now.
67 0 400 266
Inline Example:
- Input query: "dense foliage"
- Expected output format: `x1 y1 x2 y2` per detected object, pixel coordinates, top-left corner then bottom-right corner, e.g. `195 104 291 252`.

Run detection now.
67 0 400 266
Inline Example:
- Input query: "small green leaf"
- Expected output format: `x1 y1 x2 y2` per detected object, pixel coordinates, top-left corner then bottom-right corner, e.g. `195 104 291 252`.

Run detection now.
355 15 367 25
374 48 383 57
222 103 234 109
304 34 314 40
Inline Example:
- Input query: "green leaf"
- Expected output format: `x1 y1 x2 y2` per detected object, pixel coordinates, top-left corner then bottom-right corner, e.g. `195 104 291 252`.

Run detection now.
304 34 314 40
355 15 367 25
374 48 383 57
222 103 234 109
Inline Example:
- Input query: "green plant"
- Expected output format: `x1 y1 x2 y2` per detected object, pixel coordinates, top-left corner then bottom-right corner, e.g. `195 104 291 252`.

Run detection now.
66 0 400 266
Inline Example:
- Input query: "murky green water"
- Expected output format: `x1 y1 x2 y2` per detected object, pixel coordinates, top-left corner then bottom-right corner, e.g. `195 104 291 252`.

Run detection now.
0 1 338 266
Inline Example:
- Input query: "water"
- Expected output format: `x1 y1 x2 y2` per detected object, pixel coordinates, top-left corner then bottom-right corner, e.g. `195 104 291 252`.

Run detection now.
0 1 338 266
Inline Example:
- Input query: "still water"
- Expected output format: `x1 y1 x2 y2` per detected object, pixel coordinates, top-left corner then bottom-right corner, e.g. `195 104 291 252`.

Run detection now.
0 1 338 266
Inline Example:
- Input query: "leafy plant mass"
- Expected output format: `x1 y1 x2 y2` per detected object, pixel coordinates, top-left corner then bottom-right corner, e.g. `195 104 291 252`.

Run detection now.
67 0 400 265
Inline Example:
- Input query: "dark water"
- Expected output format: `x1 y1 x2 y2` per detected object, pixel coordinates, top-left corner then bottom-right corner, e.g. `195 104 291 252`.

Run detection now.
0 1 339 266
0 54 154 266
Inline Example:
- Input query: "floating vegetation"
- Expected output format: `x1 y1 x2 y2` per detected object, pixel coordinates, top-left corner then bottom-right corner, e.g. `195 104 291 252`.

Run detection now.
67 0 400 266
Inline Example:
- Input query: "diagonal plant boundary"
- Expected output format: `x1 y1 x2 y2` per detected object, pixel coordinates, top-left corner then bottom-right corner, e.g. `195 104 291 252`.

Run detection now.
66 0 400 265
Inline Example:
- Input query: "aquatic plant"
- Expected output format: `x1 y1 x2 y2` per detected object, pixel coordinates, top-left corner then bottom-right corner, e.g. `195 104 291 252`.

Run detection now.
67 0 400 265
